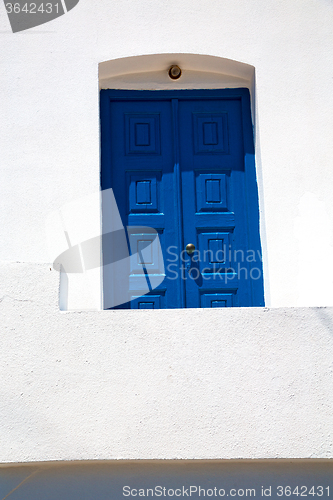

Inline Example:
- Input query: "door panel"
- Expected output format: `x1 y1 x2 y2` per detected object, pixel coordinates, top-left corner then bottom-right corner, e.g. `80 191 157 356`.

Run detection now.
104 99 182 308
100 90 264 309
178 98 251 308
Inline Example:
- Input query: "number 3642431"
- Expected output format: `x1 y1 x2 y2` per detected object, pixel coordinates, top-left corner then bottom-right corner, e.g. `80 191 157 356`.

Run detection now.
5 3 60 14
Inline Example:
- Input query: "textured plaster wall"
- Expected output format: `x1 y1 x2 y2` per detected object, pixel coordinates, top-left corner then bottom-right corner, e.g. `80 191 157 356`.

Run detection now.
1 262 333 462
1 0 333 307
1 0 333 465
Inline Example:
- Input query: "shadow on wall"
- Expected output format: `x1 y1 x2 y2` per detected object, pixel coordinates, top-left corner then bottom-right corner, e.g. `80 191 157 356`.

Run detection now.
315 307 333 337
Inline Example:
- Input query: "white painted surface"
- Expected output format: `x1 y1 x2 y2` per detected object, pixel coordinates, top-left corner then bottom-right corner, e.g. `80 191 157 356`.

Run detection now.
1 262 333 462
1 0 333 465
46 190 102 310
1 0 333 306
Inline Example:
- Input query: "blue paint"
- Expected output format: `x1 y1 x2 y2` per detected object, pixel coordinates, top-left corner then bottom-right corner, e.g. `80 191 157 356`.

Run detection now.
100 89 265 308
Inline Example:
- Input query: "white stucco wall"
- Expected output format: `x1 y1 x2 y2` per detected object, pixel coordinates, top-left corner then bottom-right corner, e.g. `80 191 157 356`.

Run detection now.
1 0 333 466
1 262 333 462
1 0 333 307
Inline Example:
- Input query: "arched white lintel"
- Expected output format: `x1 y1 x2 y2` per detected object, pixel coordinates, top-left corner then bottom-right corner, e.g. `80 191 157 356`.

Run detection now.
99 53 255 118
99 53 254 84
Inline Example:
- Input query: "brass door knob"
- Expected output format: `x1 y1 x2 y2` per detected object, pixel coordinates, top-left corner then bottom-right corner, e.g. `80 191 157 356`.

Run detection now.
185 243 196 255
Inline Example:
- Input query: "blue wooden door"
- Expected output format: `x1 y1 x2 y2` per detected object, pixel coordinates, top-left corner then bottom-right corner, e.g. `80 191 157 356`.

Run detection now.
100 89 264 309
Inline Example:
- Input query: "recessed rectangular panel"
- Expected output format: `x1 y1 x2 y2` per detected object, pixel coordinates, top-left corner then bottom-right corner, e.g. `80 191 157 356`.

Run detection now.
206 179 221 203
129 232 164 274
135 123 150 146
196 173 228 212
193 113 229 154
208 239 224 263
129 173 160 213
139 302 154 309
199 232 231 273
211 300 227 307
203 122 218 145
136 181 151 204
125 114 160 155
137 239 153 264
201 293 233 308
130 295 161 309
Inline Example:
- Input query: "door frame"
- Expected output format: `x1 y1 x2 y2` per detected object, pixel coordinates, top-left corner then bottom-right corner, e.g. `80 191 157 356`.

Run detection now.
100 88 265 307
